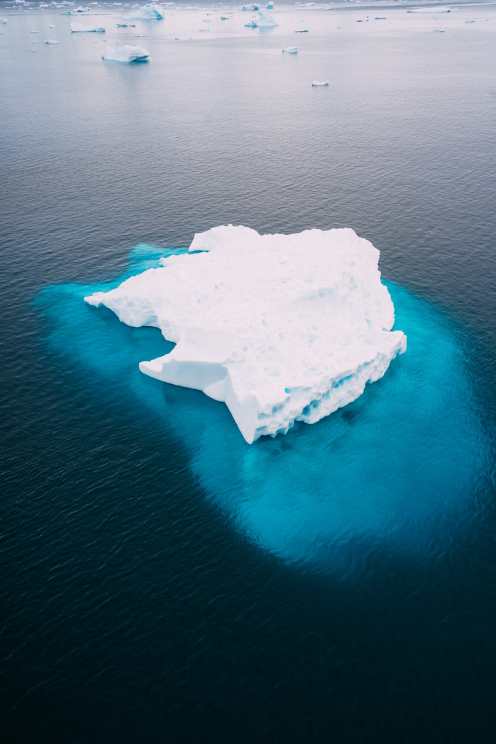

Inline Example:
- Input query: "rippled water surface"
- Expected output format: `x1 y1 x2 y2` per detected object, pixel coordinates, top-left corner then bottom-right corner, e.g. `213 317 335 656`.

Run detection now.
2 3 496 742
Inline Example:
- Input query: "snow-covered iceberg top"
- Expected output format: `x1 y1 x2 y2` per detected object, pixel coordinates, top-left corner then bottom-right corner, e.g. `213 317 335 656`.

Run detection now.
102 44 150 63
85 226 407 444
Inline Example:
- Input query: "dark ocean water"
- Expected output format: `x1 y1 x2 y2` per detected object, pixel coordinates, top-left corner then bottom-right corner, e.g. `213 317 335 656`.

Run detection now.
2 6 496 743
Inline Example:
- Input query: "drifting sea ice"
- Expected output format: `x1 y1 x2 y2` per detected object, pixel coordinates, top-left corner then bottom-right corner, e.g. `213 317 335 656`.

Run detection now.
85 226 407 444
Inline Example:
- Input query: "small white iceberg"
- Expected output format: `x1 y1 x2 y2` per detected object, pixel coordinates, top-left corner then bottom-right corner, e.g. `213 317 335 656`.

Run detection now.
1 18 8 25
242 4 260 10
102 44 150 63
312 80 329 87
282 46 298 54
244 19 257 28
71 24 106 32
44 39 60 45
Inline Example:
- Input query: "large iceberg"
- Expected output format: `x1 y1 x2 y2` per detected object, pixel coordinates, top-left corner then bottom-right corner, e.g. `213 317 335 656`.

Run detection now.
128 4 164 21
85 226 406 443
102 44 150 63
70 23 106 32
257 10 277 29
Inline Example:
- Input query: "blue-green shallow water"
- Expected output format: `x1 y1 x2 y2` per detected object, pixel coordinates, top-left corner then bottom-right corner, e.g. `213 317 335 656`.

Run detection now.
36 246 490 573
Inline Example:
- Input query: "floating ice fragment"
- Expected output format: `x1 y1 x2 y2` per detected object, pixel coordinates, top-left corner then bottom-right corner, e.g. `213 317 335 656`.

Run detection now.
312 80 329 86
85 226 407 444
244 19 257 28
102 44 150 62
44 38 60 44
282 46 298 54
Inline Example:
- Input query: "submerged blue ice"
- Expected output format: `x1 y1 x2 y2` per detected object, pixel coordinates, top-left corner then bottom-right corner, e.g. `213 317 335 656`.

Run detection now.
36 245 489 574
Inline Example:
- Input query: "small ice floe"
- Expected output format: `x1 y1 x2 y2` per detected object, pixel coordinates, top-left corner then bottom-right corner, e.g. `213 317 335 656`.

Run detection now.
374 16 387 20
242 4 260 10
282 46 298 54
244 19 257 28
432 27 446 32
311 80 329 87
220 15 229 20
465 19 476 24
295 28 309 33
30 30 40 33
102 44 150 63
1 18 8 24
44 39 60 44
71 23 106 32
116 22 129 27
266 1 274 8
49 24 55 29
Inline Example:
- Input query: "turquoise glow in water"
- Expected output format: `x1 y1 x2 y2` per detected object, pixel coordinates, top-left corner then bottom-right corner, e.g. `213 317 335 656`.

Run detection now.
37 245 489 574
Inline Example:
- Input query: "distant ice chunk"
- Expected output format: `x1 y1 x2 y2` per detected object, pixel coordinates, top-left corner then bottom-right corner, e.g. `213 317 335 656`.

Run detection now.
312 80 329 87
266 2 274 8
102 44 150 63
44 39 60 44
0 18 8 24
70 23 106 32
242 4 260 10
282 46 298 54
85 226 407 444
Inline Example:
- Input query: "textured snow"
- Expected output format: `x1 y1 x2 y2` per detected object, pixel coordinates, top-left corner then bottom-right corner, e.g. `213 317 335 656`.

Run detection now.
85 226 406 444
102 44 150 63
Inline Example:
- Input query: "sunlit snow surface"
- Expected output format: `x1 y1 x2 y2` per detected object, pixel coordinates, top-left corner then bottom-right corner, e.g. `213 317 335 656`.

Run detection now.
85 226 406 443
37 244 489 573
